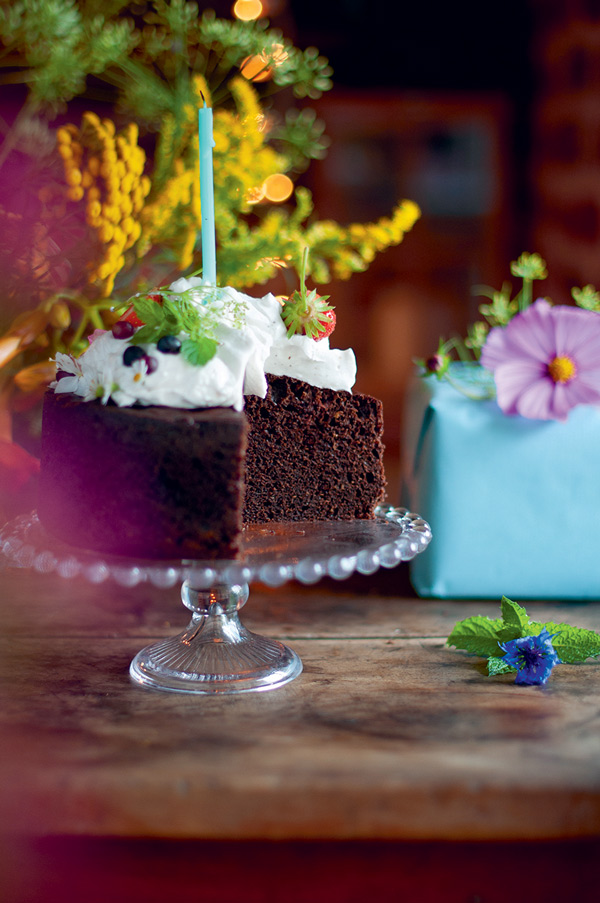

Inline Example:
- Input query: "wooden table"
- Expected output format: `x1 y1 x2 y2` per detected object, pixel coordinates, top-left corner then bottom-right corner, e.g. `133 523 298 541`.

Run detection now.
1 563 599 902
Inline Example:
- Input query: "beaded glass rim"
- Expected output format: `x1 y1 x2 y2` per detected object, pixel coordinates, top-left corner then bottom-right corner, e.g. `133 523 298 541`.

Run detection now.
0 505 431 589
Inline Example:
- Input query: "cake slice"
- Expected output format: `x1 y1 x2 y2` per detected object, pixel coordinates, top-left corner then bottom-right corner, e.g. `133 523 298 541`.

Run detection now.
244 375 385 522
37 278 387 560
39 392 248 559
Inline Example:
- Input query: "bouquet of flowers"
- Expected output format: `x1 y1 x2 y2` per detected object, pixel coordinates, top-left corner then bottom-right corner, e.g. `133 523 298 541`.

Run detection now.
0 1 420 520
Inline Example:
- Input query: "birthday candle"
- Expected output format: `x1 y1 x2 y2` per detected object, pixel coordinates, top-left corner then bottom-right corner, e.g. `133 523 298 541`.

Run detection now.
198 99 217 285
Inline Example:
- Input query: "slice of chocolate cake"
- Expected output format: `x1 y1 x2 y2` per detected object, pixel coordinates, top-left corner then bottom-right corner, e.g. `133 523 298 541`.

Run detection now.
243 375 386 522
38 391 248 559
37 279 387 560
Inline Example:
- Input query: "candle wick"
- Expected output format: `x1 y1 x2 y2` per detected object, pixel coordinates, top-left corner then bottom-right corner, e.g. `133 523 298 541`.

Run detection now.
200 90 206 106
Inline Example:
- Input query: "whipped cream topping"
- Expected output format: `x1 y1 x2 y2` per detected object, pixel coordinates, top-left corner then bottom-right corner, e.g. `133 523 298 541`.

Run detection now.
53 278 356 410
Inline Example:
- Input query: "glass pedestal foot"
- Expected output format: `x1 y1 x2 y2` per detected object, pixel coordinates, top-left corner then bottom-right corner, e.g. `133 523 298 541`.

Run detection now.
129 580 302 694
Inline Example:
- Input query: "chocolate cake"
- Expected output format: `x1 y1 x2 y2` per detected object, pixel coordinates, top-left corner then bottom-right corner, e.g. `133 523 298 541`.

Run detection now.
38 391 248 559
244 375 385 522
38 375 386 559
37 279 387 559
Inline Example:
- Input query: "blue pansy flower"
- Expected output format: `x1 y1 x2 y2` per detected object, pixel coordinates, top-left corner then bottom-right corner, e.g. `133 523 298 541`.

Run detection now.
499 628 560 685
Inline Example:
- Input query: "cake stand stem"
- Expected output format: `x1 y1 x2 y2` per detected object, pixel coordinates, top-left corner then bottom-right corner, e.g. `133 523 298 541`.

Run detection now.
129 579 302 694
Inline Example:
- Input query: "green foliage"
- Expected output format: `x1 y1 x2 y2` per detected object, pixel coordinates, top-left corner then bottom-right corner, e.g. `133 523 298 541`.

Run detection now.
572 284 600 311
447 595 600 677
271 108 330 173
421 252 553 385
487 656 514 676
0 0 137 111
447 614 504 658
128 285 242 366
0 1 419 342
0 2 331 125
527 619 600 664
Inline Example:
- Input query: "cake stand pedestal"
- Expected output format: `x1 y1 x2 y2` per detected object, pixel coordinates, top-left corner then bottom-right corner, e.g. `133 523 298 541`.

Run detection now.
0 505 431 695
130 579 302 693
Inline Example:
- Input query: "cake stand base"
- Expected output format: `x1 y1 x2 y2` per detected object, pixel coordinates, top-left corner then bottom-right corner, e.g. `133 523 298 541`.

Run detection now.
129 580 302 694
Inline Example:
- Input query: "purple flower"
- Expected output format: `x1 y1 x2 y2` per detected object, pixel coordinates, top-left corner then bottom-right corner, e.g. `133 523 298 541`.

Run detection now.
499 628 560 685
480 299 600 420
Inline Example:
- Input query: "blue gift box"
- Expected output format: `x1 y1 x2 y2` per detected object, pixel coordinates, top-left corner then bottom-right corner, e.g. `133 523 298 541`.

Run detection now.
404 364 600 599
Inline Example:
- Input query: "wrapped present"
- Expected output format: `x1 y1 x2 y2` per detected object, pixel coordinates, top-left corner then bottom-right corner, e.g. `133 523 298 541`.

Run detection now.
404 365 600 599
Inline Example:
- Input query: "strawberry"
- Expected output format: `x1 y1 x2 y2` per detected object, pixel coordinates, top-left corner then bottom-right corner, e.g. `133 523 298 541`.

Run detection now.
281 248 336 341
120 305 145 328
313 308 336 342
117 293 163 329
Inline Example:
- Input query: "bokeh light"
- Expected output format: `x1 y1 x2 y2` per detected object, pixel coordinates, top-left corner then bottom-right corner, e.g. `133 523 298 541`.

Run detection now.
263 173 293 202
233 0 263 21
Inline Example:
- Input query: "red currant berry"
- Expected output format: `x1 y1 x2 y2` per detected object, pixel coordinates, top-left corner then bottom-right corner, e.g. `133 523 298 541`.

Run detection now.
112 320 135 340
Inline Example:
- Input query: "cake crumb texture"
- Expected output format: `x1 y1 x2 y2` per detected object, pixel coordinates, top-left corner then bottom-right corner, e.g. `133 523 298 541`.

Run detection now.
243 375 386 523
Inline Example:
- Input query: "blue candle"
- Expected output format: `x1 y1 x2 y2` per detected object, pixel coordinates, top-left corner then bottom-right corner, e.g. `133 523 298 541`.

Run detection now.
198 100 217 284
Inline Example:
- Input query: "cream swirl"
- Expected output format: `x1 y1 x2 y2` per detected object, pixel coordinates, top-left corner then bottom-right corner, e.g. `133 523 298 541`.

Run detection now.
53 278 356 410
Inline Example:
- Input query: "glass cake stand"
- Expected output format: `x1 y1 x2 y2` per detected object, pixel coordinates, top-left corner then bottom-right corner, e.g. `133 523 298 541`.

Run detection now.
0 505 431 695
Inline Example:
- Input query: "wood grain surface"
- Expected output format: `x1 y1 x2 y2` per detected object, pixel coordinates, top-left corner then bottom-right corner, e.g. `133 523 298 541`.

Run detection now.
2 567 600 845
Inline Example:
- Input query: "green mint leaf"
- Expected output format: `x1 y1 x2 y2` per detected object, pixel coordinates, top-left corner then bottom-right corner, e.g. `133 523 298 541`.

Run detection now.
181 336 218 366
133 296 165 327
529 619 600 664
500 596 531 634
130 324 162 345
447 616 504 658
497 624 524 644
488 655 515 676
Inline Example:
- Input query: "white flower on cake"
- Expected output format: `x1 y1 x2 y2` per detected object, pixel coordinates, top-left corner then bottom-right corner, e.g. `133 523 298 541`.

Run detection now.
53 352 84 395
52 278 356 410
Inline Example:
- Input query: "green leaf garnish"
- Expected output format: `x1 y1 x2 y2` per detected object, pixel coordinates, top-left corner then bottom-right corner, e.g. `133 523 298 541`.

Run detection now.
528 620 600 664
181 336 218 367
126 285 245 367
497 595 531 643
446 615 504 658
447 596 600 676
487 655 515 676
132 296 165 327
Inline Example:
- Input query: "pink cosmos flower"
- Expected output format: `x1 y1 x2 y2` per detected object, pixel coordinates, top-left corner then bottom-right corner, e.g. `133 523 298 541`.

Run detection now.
480 299 600 420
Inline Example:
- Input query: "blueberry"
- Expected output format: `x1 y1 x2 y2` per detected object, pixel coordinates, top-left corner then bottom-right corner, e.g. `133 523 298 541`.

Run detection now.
157 334 182 354
123 345 147 367
112 320 135 340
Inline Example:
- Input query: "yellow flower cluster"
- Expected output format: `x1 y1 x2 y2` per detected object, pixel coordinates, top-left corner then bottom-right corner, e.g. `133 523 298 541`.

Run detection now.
139 105 201 271
345 199 422 266
304 198 422 283
56 114 150 296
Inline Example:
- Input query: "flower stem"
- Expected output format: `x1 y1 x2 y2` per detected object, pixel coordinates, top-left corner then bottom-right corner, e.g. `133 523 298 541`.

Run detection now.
442 372 496 401
520 277 532 312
